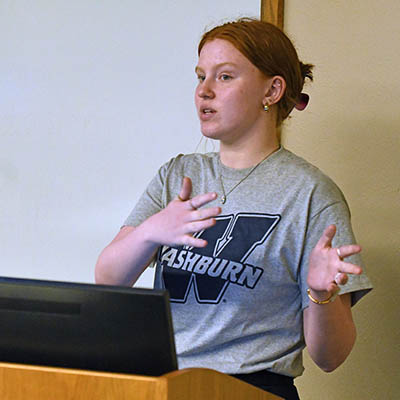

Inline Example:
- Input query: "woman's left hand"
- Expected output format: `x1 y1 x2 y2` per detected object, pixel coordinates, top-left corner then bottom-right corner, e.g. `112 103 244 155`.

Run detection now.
307 225 363 297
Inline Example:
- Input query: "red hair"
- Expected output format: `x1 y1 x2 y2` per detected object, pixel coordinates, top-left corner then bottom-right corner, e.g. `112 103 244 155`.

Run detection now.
198 18 313 125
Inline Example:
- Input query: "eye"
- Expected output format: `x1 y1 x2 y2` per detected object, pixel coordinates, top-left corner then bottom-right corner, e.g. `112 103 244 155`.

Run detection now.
220 74 232 81
197 74 206 82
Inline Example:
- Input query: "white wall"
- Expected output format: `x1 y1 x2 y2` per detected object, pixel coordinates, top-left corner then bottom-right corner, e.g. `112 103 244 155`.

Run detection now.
0 0 259 285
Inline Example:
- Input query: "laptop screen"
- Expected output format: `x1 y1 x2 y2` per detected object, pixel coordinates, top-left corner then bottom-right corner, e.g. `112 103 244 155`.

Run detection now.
0 276 177 376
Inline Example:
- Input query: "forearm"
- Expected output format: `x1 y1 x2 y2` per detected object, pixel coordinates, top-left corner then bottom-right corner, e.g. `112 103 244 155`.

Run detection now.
95 181 221 286
303 292 356 372
95 223 159 287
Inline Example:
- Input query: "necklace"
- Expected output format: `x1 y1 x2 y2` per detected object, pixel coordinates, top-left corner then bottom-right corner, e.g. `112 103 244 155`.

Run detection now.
219 148 279 204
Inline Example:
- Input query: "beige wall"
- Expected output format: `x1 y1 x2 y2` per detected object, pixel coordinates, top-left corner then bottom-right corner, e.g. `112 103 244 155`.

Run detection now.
282 1 400 399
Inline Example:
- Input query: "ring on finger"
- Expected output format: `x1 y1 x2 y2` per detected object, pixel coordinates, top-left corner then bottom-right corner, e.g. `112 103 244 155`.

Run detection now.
336 248 343 261
334 272 341 285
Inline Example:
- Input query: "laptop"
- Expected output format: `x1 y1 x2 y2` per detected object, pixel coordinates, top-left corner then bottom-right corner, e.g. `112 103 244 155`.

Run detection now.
0 276 177 376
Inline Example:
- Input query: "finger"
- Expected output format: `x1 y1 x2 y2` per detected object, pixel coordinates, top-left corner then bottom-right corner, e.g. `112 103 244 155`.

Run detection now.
336 244 362 259
326 281 340 294
181 235 208 248
186 199 197 211
191 191 218 209
334 272 348 285
178 177 192 202
187 217 217 233
316 225 337 249
190 206 221 221
337 261 363 276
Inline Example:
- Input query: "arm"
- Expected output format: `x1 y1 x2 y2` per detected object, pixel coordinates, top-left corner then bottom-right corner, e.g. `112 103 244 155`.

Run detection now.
95 177 221 286
303 225 362 372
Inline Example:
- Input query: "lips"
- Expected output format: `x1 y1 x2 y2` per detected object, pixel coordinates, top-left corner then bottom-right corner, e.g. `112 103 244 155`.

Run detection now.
201 106 216 113
199 106 216 121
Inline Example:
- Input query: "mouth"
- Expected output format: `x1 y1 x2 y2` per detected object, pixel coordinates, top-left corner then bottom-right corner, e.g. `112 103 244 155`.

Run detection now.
199 107 216 120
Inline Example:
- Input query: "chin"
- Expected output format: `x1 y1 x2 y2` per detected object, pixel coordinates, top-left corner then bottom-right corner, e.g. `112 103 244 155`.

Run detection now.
201 130 217 139
200 126 225 141
201 133 223 143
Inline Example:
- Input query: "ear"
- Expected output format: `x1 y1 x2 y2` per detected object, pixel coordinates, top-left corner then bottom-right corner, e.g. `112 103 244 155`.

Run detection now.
263 76 286 106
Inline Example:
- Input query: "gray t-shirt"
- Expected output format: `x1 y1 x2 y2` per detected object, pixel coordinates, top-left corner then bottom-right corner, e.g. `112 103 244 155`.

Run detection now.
124 147 372 377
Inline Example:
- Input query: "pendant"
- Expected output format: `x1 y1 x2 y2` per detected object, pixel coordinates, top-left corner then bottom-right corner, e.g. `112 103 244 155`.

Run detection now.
221 195 226 204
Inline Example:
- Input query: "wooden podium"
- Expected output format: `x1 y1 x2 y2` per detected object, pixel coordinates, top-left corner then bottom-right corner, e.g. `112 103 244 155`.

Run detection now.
0 362 282 399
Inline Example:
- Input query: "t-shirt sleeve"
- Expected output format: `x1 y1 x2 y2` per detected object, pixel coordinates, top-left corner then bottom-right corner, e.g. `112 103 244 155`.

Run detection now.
298 200 373 309
123 159 172 228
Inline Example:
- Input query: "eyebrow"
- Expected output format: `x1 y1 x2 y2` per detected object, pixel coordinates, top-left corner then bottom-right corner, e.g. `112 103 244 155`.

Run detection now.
195 62 238 74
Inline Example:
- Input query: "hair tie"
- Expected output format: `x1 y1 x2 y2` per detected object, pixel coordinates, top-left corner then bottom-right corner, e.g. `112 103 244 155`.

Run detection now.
294 93 309 111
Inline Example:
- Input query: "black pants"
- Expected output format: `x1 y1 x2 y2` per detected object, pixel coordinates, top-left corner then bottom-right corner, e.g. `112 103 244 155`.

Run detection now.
231 370 300 400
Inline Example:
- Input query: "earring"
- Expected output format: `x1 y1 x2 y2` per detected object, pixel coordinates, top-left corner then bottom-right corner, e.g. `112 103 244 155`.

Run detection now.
263 103 269 112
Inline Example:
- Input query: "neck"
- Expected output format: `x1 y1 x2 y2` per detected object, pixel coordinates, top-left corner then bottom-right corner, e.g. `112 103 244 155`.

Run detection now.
219 130 280 169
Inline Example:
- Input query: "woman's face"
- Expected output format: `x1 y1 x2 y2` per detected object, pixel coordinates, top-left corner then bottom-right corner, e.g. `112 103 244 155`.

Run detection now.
195 39 270 145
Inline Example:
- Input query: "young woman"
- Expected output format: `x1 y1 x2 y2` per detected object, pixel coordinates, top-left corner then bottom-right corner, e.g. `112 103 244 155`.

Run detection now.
95 18 372 399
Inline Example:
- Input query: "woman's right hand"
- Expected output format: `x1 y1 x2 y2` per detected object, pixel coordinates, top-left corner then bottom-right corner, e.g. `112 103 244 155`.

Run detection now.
142 177 221 248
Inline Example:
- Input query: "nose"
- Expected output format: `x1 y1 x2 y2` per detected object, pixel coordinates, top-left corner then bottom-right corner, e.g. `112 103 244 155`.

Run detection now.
196 78 215 99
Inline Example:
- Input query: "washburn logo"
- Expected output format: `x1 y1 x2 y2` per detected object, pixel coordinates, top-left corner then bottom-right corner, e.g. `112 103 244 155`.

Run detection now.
160 213 280 304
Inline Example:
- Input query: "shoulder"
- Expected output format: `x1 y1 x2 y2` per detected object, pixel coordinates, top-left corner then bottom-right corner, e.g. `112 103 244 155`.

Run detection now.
159 152 218 178
167 152 218 168
274 148 331 180
273 148 348 209
279 148 343 188
153 152 219 194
